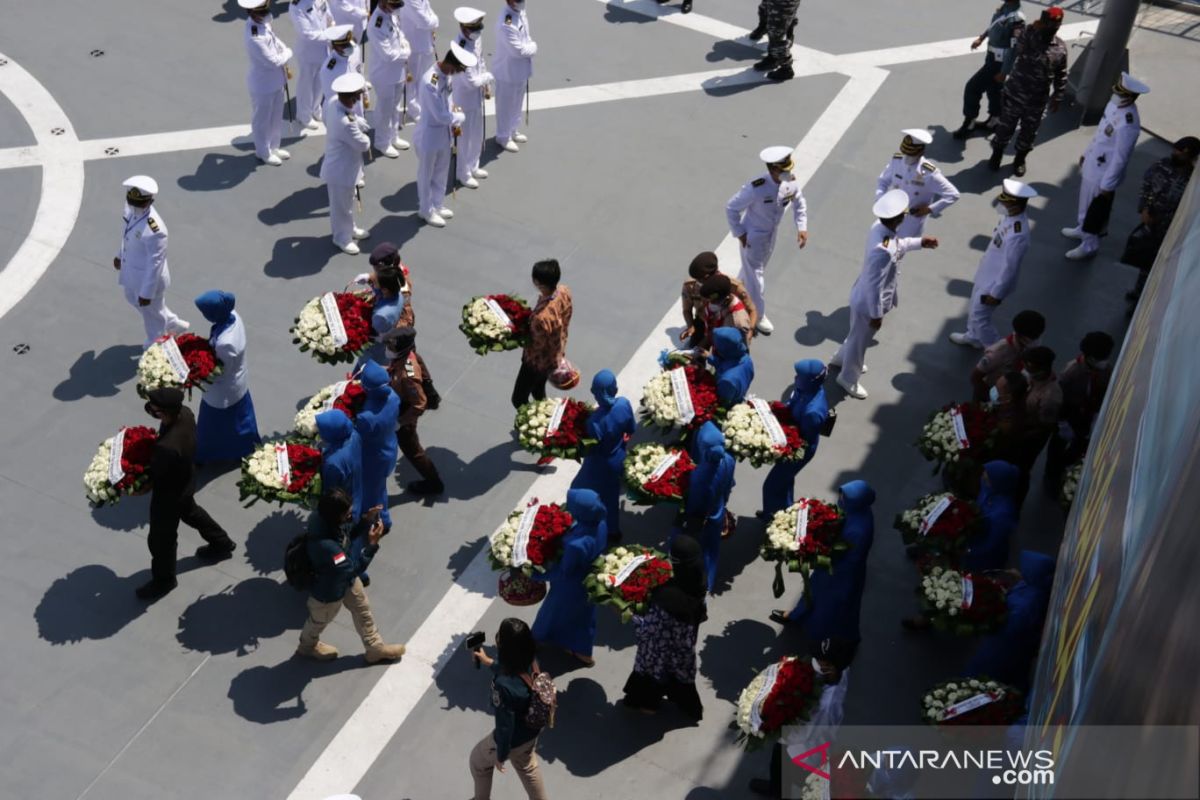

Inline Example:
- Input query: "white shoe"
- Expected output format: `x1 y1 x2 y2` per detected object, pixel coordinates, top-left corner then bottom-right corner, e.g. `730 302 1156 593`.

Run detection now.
339 241 361 255
836 375 868 399
437 207 454 219
352 227 369 240
472 168 489 179
829 358 867 373
1065 244 1096 261
462 176 480 189
168 318 191 334
261 154 283 166
381 146 400 159
513 132 528 143
422 211 446 228
302 120 320 131
356 178 366 189
1061 226 1084 239
273 148 291 160
949 332 983 348
392 137 410 151
499 138 519 153
756 316 774 334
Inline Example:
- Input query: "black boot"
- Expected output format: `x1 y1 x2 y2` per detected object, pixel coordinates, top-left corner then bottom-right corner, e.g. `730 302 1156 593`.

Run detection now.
136 577 177 600
952 117 976 140
681 0 692 12
988 146 1004 171
1013 149 1029 177
767 63 794 81
786 17 797 46
748 8 767 40
752 56 777 72
196 541 236 561
407 478 445 495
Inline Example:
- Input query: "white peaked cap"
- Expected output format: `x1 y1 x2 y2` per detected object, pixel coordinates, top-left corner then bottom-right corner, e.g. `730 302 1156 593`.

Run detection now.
332 72 366 93
122 175 159 195
759 145 794 164
320 24 355 42
238 0 270 10
454 7 486 24
873 189 910 218
1002 178 1038 199
1119 72 1150 95
901 128 933 145
449 40 479 67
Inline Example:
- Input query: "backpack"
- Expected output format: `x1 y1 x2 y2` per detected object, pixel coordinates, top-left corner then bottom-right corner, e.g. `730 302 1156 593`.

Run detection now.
283 534 316 590
519 663 558 730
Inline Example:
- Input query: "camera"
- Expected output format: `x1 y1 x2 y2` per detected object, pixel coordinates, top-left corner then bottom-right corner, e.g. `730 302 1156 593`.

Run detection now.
465 631 486 669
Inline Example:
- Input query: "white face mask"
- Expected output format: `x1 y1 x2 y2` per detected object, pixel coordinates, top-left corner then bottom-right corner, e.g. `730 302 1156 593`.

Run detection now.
989 385 1001 404
512 0 525 9
904 154 920 166
707 302 723 315
1087 358 1110 370
466 30 481 41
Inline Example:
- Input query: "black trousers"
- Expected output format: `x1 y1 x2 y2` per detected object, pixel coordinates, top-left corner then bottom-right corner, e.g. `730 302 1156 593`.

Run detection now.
397 423 440 482
511 361 549 409
1043 430 1086 492
148 494 231 581
963 52 1004 120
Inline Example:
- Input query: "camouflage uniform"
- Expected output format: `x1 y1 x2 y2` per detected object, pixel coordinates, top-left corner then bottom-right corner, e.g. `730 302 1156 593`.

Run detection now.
1139 157 1193 236
766 0 803 66
990 25 1067 156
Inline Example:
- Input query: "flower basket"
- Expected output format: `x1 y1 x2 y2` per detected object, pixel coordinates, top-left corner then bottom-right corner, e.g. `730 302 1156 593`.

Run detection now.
760 498 846 574
459 294 532 355
916 402 998 485
621 443 694 505
498 569 547 606
918 566 1007 635
721 398 808 467
293 380 367 439
894 492 982 557
922 677 1024 726
136 333 224 397
238 438 323 507
514 398 597 461
83 425 158 506
488 500 575 583
638 363 719 434
583 546 673 622
291 292 374 365
732 656 824 751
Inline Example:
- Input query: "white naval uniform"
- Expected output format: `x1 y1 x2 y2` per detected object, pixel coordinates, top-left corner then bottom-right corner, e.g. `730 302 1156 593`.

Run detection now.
288 0 333 125
329 0 368 40
874 154 959 238
321 96 371 247
451 33 492 181
1075 98 1140 255
400 0 439 121
414 65 464 216
321 42 366 117
966 211 1030 346
117 205 183 348
492 7 536 144
833 222 924 385
367 5 411 151
243 18 293 160
725 173 807 319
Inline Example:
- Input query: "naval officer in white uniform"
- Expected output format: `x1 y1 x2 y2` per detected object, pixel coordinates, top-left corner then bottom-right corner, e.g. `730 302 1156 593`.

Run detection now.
414 42 475 228
492 0 537 153
322 73 372 254
240 0 294 166
874 129 959 239
288 0 333 130
114 176 189 348
367 0 413 156
451 7 493 189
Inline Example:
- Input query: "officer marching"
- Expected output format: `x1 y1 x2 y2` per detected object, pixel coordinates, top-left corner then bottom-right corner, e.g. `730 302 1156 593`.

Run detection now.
114 176 190 348
725 146 808 335
240 0 294 167
875 129 960 239
451 7 494 189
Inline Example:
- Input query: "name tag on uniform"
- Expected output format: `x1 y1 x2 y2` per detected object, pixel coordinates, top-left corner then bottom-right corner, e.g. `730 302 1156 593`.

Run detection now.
763 197 774 204
1104 125 1114 136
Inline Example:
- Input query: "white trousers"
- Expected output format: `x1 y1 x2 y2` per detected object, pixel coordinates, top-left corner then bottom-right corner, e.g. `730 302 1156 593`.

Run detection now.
371 78 405 151
895 211 927 239
415 138 451 216
965 286 1001 346
1075 173 1102 254
327 181 357 247
736 232 776 319
495 79 525 143
457 105 484 181
250 89 285 160
123 286 180 349
833 309 873 386
296 55 325 124
407 53 433 120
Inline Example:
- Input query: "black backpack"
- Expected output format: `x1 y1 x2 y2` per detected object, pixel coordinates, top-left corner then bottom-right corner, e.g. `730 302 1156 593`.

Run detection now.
284 534 316 590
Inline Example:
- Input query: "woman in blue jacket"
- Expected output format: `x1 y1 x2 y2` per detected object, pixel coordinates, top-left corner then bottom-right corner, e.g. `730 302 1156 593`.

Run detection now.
966 550 1056 691
710 327 755 408
760 359 828 519
355 362 400 532
571 370 635 542
316 409 363 522
683 421 736 592
962 460 1021 572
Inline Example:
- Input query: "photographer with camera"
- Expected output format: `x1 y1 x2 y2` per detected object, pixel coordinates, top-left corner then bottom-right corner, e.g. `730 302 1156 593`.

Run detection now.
294 488 407 664
468 618 551 800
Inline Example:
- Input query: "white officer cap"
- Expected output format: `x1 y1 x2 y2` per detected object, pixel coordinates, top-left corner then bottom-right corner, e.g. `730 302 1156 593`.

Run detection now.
237 0 271 10
872 188 909 219
122 175 158 200
332 72 367 94
759 146 794 167
454 7 487 24
1001 178 1038 199
320 24 356 43
1118 72 1150 95
901 128 933 146
449 40 480 68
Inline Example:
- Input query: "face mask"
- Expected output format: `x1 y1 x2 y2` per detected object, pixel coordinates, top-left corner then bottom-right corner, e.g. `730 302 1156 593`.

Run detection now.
466 30 481 40
904 154 920 166
512 0 525 9
144 402 162 419
1086 358 1110 370
989 386 1001 404
707 302 722 314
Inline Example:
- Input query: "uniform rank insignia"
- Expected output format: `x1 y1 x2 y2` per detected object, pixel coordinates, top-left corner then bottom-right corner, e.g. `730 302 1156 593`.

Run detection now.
327 58 337 70
147 218 160 233
375 16 383 27
251 25 259 35
764 197 774 203
332 552 347 565
1014 221 1022 233
921 161 936 173
505 14 513 24
430 73 438 85
1125 112 1134 123
882 237 891 247
1105 124 1114 136
751 177 766 187
893 152 903 159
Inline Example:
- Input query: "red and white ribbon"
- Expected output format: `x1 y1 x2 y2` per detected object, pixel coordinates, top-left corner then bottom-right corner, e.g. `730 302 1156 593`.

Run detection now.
751 397 788 448
919 496 952 535
107 429 127 485
669 367 695 424
161 336 191 383
546 398 567 436
512 504 540 567
483 297 514 331
606 554 651 587
321 292 349 348
949 406 970 449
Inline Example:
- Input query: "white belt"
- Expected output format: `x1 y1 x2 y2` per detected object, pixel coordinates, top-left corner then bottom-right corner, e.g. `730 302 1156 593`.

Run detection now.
989 46 1008 59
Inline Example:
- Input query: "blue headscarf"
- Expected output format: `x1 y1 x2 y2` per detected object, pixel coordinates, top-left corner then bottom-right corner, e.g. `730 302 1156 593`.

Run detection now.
839 479 876 512
194 290 236 340
963 460 1022 572
359 361 391 397
316 409 354 445
792 359 827 405
695 420 727 464
566 488 607 525
590 369 618 410
710 328 754 407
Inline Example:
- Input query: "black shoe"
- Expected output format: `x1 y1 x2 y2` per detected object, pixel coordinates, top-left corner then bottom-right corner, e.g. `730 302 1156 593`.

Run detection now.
1013 160 1027 177
769 609 794 626
425 393 442 411
988 148 1003 171
360 573 371 588
681 0 692 12
196 542 236 562
952 118 976 140
747 25 766 41
748 777 778 797
767 64 794 81
407 479 445 496
136 577 177 600
752 57 778 72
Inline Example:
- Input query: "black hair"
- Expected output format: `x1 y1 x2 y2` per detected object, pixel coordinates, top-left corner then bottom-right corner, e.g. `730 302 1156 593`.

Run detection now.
495 618 536 675
688 252 719 281
375 268 403 296
317 489 353 527
1080 331 1115 360
1000 370 1029 405
699 273 731 300
1023 345 1056 373
531 259 561 290
1012 309 1046 339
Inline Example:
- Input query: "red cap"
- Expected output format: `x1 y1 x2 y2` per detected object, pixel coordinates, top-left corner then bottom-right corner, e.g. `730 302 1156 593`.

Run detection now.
1043 6 1064 20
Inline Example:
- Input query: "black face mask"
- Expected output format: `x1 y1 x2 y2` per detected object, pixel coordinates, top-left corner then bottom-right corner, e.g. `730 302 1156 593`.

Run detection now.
1040 26 1058 42
144 402 161 420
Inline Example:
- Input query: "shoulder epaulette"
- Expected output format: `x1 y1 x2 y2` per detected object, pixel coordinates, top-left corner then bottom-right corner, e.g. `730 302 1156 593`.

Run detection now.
147 217 160 233
327 58 337 70
893 152 903 159
1013 221 1022 233
1125 112 1134 124
430 72 438 85
751 177 766 187
920 161 937 173
882 236 891 247
505 14 513 25
375 15 383 27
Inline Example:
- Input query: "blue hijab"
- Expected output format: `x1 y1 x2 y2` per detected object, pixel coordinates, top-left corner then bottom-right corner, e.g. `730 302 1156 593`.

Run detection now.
359 360 392 401
710 328 754 406
590 369 618 410
195 290 236 340
964 460 1021 572
790 359 829 444
966 550 1056 690
316 409 363 519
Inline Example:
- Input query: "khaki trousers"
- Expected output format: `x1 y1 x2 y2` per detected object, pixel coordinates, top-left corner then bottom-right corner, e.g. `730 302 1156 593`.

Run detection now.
298 578 383 650
469 731 547 800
